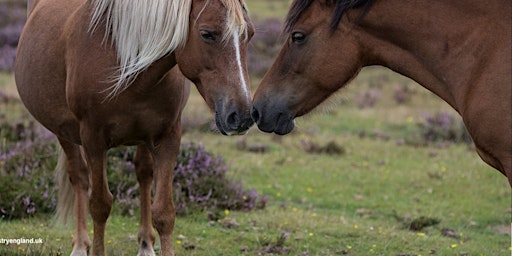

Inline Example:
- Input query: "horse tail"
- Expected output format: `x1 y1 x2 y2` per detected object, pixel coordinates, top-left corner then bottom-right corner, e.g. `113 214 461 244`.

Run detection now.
54 147 74 225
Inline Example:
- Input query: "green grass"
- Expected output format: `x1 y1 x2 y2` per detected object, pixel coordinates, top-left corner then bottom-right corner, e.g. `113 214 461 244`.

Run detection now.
1 64 510 256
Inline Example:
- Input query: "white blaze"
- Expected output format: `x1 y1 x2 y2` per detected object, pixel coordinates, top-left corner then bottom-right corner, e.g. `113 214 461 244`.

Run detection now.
232 32 250 100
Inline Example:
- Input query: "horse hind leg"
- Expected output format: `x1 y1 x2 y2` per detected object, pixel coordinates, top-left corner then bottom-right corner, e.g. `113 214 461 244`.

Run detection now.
55 138 91 255
134 145 156 256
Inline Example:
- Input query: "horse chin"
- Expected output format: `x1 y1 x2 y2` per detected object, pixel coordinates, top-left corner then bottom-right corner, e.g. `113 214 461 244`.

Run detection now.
256 118 295 135
225 129 250 136
273 119 295 135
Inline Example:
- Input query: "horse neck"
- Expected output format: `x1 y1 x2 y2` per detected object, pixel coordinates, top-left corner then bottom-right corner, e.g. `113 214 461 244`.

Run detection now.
358 0 508 111
132 54 178 91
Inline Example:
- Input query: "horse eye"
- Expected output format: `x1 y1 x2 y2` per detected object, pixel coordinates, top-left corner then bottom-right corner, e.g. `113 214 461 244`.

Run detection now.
200 30 217 42
291 31 306 44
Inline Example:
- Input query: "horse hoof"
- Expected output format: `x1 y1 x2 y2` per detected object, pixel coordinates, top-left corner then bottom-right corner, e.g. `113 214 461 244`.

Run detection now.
137 246 156 256
70 248 88 256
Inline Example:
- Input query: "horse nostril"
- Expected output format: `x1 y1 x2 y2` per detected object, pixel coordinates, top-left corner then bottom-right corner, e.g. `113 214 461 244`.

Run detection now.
251 106 260 123
227 111 239 128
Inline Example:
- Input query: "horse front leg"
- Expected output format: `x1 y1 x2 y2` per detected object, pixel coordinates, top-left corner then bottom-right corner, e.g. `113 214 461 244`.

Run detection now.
81 131 112 256
56 138 91 256
151 123 181 256
134 145 156 256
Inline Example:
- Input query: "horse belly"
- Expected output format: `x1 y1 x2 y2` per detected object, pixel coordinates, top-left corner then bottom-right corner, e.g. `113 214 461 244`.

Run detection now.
14 0 82 143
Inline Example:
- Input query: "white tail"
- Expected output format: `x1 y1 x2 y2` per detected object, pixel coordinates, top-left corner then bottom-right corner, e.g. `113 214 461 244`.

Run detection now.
54 147 75 225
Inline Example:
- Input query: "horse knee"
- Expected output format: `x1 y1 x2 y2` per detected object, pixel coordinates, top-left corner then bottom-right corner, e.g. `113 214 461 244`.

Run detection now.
89 191 113 222
68 168 89 191
152 204 175 235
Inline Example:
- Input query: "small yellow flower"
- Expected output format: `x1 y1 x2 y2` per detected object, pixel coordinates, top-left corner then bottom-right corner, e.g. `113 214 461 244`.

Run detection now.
346 245 352 250
354 224 359 229
107 240 112 244
224 209 230 216
451 244 457 249
308 232 314 237
417 232 426 237
176 240 182 245
306 187 313 193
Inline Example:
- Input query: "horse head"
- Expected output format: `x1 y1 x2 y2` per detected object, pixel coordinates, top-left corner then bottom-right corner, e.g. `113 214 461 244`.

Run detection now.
177 0 255 135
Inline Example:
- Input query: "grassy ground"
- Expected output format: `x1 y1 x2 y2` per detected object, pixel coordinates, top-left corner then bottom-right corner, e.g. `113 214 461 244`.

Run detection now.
1 66 510 255
1 0 511 255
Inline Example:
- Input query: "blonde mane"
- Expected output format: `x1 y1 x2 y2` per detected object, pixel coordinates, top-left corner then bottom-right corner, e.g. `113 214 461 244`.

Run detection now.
218 0 248 42
88 0 248 99
89 0 192 99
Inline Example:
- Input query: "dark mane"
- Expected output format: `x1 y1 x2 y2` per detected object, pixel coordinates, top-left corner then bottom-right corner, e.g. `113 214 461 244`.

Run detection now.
284 0 373 33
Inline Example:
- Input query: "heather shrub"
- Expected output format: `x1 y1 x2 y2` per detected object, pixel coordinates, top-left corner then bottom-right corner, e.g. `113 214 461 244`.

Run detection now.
355 89 381 109
248 18 284 77
393 83 415 105
420 112 472 144
0 120 58 220
0 118 265 219
86 143 265 217
173 143 265 215
0 0 26 71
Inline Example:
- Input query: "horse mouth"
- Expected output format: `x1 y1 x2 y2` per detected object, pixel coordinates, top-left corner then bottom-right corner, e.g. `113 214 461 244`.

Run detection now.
251 106 295 135
215 112 254 136
251 109 295 135
259 119 295 135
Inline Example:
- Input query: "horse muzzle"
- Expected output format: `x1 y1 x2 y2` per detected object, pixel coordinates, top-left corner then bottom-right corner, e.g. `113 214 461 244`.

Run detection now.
215 107 254 136
251 104 295 135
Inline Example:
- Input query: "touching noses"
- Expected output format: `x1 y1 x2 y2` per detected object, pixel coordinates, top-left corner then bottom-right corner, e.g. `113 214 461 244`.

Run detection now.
226 109 254 134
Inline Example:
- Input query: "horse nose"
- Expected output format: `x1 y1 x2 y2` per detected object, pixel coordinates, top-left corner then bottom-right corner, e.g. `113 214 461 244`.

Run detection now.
251 106 260 124
227 110 254 132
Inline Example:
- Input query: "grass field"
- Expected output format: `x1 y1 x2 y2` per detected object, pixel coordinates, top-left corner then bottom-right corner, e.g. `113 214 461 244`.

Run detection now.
1 0 511 255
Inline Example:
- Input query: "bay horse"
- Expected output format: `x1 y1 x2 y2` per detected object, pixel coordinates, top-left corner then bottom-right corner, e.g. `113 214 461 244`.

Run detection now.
15 0 254 255
251 0 512 186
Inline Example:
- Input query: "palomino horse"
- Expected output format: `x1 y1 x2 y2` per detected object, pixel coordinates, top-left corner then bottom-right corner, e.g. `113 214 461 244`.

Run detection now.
252 0 512 186
15 0 254 255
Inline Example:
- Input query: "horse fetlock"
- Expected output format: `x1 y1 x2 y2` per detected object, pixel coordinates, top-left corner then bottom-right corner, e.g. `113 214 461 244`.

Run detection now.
72 233 91 250
157 234 175 256
137 229 156 251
